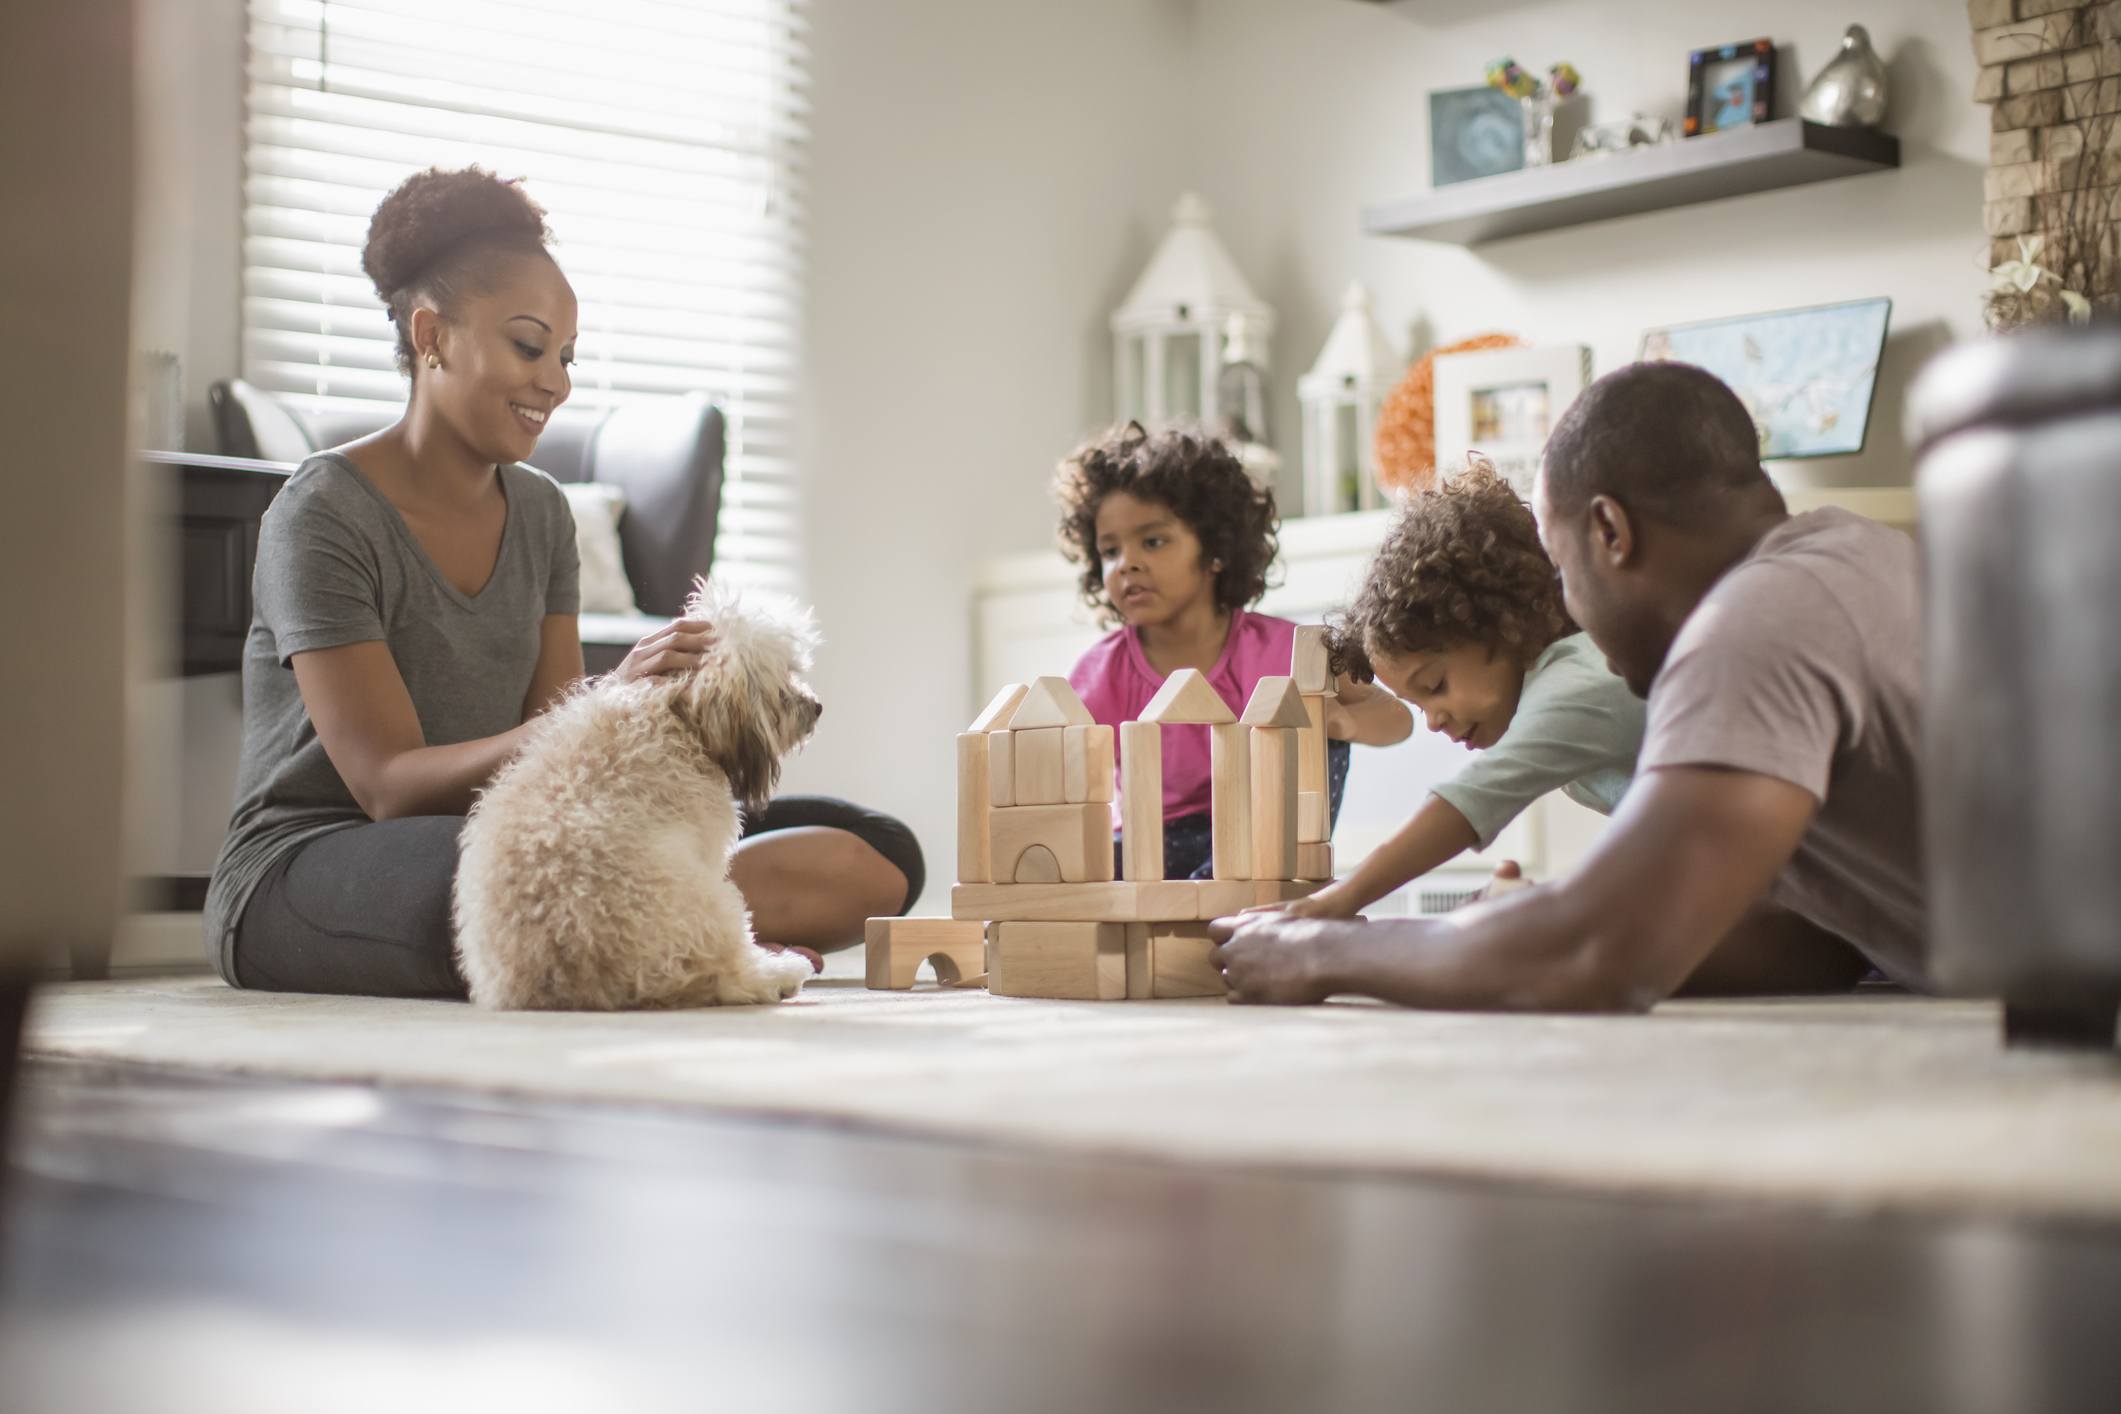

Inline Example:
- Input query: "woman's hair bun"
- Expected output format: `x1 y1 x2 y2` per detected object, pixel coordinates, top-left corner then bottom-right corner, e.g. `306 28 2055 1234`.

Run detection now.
360 166 551 303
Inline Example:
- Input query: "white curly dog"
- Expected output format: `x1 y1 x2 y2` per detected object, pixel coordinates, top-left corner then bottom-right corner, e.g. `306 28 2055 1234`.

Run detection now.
454 581 823 1010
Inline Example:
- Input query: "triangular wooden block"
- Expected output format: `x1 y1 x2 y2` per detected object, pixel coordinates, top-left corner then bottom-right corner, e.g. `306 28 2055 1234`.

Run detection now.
1139 668 1235 724
1010 675 1094 729
1239 676 1309 727
969 682 1029 733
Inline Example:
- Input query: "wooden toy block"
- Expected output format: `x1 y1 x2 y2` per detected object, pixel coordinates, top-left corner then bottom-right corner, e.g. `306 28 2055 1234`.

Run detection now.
1013 845 1062 882
952 880 1202 922
1297 789 1328 844
1253 879 1324 907
956 732 992 883
1297 694 1327 795
866 917 989 990
1140 667 1236 724
1013 727 1066 805
1297 841 1333 880
1137 922 1226 998
1120 720 1164 881
1192 880 1256 919
1292 625 1333 695
987 921 1126 1001
1209 722 1252 880
1063 723 1115 804
1251 726 1299 880
988 802 1114 884
1009 675 1094 729
1239 676 1309 727
988 729 1015 807
1124 924 1153 999
970 682 1029 732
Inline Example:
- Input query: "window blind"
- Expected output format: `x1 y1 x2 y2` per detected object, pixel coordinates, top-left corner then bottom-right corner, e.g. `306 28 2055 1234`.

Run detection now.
241 0 808 592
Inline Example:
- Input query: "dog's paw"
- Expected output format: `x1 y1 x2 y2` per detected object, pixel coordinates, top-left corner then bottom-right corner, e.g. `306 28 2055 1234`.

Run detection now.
751 947 815 1001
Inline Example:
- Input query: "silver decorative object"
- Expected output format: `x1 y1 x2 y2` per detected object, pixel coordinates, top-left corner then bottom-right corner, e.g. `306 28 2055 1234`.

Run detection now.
1799 24 1889 129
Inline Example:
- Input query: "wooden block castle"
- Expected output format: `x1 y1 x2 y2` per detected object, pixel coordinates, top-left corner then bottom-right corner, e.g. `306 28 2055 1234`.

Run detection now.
869 626 1338 1000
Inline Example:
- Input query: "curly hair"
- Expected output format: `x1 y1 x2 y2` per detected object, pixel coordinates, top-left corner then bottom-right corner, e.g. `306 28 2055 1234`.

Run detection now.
1053 422 1279 626
362 166 553 376
1328 457 1572 682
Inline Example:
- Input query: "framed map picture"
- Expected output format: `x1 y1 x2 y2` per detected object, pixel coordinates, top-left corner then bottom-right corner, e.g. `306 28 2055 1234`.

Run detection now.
1639 298 1892 459
1432 344 1593 494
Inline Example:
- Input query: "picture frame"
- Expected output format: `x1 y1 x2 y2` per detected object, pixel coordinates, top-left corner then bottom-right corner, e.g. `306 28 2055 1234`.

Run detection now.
1429 85 1526 187
1430 344 1594 495
1639 297 1892 460
1685 38 1776 137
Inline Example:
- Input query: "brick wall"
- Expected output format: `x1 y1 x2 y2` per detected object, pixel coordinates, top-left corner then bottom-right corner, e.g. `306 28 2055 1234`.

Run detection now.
1974 0 2121 291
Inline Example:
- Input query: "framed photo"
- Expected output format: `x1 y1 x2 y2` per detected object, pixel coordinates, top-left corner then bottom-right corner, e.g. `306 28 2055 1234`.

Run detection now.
1639 297 1892 460
1429 85 1526 187
1686 38 1776 137
1431 344 1593 494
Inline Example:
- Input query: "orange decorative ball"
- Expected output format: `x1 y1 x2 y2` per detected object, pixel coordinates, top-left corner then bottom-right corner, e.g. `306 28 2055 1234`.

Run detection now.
1373 333 1522 496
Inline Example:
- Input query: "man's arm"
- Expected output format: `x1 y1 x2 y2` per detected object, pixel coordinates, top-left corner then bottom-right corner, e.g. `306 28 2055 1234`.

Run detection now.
1207 765 1819 1011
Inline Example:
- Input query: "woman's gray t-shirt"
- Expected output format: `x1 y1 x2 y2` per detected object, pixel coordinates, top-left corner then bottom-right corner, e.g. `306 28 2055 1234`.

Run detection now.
204 451 580 978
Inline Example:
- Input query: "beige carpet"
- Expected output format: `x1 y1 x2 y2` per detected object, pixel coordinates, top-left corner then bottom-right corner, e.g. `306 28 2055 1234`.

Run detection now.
24 972 2121 1220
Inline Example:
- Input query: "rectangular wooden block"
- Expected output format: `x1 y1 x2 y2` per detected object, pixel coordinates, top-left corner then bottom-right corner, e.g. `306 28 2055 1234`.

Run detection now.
1250 726 1298 880
865 917 988 990
956 732 992 883
1120 720 1164 881
1291 624 1332 695
1013 727 1065 806
1063 723 1115 804
1253 879 1324 908
1125 924 1153 999
988 730 1014 807
1297 841 1333 881
952 881 1204 922
1297 694 1327 795
1192 879 1256 920
1147 923 1226 999
1298 790 1327 844
987 921 1126 1001
1209 722 1252 881
988 802 1113 884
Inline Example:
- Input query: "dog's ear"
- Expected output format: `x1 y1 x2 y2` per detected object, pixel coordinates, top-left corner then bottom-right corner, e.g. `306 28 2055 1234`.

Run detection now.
670 664 783 815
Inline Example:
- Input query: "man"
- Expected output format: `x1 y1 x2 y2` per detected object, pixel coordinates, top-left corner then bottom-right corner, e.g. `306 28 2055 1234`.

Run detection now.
1210 361 1924 1009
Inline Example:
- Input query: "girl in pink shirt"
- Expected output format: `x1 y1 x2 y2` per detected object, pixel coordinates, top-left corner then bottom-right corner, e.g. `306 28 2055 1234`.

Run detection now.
1055 424 1411 879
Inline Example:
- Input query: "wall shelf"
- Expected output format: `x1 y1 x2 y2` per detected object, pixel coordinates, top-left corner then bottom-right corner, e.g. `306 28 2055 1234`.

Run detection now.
1362 120 1901 247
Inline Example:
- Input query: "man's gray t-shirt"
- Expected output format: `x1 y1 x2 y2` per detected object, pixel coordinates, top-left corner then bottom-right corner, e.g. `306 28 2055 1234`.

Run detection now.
204 451 580 979
1430 632 1645 848
1636 507 1925 984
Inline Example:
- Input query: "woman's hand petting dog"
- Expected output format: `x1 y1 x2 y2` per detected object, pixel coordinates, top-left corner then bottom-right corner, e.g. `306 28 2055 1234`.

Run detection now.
614 617 718 684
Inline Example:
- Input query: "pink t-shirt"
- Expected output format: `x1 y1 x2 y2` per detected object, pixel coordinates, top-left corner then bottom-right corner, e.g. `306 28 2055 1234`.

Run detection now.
1068 608 1300 823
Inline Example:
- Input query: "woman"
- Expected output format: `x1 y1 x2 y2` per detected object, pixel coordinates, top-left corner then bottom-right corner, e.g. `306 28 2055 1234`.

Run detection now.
205 167 920 998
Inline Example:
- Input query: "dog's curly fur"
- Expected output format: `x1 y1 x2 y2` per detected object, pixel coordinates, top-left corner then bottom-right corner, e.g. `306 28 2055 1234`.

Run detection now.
453 581 823 1010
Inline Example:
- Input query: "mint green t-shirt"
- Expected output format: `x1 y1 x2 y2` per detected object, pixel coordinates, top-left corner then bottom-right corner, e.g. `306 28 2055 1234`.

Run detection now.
1428 632 1644 848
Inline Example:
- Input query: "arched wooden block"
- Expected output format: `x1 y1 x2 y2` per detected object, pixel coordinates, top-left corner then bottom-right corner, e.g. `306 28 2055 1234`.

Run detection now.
1013 844 1062 883
865 918 988 990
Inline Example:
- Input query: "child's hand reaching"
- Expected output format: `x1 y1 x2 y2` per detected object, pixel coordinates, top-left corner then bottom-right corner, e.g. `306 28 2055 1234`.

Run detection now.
1243 881 1362 921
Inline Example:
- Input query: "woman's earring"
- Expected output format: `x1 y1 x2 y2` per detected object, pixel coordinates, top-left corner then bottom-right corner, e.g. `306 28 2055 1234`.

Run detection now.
425 352 441 371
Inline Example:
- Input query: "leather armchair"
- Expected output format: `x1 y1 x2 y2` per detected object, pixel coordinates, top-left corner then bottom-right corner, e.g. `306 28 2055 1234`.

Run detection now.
1910 327 2121 1050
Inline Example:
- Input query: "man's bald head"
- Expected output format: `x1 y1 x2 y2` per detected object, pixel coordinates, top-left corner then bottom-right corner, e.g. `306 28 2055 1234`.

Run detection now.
1541 362 1772 526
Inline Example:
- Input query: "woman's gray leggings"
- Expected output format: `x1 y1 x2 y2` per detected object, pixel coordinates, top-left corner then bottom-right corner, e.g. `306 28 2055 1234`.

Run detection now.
228 795 924 999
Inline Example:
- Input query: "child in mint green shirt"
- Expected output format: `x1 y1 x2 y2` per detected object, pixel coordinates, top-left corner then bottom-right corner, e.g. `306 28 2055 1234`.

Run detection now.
1258 459 1642 919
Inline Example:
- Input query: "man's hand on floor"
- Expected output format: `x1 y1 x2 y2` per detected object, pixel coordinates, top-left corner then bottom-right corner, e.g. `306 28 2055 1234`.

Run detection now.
1208 912 1361 1006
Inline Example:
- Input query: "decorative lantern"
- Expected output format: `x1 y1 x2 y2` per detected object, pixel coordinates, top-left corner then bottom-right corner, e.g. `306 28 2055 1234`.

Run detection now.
1111 192 1274 431
1298 282 1403 517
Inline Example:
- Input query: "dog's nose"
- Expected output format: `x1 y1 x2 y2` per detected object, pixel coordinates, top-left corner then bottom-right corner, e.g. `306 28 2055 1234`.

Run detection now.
806 697 823 726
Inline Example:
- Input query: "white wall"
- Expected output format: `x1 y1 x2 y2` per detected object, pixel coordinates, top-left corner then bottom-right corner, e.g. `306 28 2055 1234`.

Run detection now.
1183 0 1987 512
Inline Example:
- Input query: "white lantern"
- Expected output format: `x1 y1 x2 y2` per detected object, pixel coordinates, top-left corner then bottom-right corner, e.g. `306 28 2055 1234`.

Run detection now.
1111 192 1274 431
1297 282 1403 517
